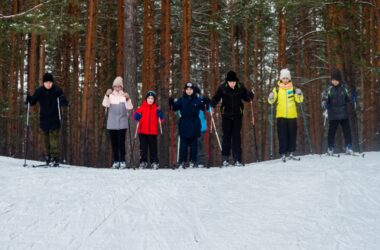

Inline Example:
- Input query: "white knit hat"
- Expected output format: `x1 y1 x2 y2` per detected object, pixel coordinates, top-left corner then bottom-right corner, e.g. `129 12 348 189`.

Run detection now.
112 76 123 88
279 68 291 80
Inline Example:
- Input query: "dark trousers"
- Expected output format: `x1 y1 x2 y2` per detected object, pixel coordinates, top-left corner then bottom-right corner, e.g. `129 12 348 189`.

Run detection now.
139 134 158 163
42 129 60 159
277 118 297 155
179 136 198 163
109 129 126 162
328 119 352 148
222 115 242 162
197 132 206 165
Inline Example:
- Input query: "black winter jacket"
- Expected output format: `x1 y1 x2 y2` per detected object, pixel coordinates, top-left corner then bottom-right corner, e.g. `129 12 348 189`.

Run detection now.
172 93 206 138
210 82 252 117
28 85 68 131
321 82 351 120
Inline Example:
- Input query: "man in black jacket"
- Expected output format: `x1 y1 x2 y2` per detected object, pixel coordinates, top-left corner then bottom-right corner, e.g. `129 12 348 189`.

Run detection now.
210 71 254 166
26 73 68 166
322 69 353 155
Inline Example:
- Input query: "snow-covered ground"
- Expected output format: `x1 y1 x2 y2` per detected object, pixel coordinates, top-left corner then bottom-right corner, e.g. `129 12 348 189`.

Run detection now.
1 153 380 250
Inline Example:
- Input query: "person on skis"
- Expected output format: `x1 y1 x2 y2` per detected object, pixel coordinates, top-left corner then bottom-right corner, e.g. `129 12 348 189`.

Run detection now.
26 72 69 167
268 68 304 162
321 68 353 155
193 85 208 168
102 76 133 169
210 70 254 167
133 90 164 169
169 82 210 168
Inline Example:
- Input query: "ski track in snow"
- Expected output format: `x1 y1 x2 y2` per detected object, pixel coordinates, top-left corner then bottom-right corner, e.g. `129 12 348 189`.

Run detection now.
0 153 380 250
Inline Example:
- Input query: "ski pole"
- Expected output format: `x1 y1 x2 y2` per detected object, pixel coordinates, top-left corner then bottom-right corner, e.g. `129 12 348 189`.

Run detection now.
158 118 163 135
209 107 222 151
57 97 61 121
23 102 30 167
269 104 274 159
170 107 175 166
134 122 139 139
299 102 313 154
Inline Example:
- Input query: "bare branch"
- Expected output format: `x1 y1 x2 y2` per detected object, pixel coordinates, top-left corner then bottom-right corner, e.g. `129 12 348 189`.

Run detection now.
0 0 51 20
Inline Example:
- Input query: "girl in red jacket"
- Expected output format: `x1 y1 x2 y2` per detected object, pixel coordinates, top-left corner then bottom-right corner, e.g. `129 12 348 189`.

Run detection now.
133 91 164 169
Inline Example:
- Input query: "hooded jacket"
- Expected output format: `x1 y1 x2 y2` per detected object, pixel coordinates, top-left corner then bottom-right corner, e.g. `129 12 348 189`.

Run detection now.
102 90 133 130
28 84 68 132
321 81 351 120
268 81 303 119
133 101 162 135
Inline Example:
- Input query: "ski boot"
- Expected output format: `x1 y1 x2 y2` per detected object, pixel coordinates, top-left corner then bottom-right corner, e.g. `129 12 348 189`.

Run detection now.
281 154 286 162
327 147 334 156
119 161 127 169
112 161 120 169
45 155 52 165
139 161 148 169
177 162 186 169
222 156 229 167
345 144 354 155
151 162 159 170
234 160 244 167
51 157 60 167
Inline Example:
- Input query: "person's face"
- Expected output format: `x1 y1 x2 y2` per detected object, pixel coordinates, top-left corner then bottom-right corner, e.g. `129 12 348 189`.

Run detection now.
43 81 53 89
185 88 193 96
113 85 123 92
147 96 154 104
331 79 340 86
281 78 289 84
228 81 236 89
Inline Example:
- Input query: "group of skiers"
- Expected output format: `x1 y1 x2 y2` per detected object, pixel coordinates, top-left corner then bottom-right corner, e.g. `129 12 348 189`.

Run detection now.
25 68 355 168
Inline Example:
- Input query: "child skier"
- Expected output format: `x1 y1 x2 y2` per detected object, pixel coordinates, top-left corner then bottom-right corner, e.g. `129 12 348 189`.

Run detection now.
133 90 164 169
102 76 133 169
26 72 69 167
321 69 353 155
193 85 208 168
210 70 254 167
169 82 210 168
268 68 304 162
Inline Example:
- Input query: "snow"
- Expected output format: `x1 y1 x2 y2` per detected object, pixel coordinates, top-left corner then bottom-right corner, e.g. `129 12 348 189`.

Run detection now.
1 153 380 250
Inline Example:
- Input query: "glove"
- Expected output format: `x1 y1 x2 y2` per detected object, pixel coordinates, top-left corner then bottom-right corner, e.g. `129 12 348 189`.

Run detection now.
134 112 142 121
202 97 211 106
157 109 164 119
295 88 302 96
105 89 112 96
247 89 254 100
25 94 32 105
169 97 175 107
323 110 328 119
124 92 130 100
268 92 274 101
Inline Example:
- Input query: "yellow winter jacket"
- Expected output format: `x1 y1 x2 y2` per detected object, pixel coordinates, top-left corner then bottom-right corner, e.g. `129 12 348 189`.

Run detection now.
268 81 304 118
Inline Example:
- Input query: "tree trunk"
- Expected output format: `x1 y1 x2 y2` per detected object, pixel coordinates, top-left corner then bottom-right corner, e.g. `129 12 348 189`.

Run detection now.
124 0 138 168
159 0 171 167
142 0 155 95
181 0 191 84
116 0 124 77
278 7 286 69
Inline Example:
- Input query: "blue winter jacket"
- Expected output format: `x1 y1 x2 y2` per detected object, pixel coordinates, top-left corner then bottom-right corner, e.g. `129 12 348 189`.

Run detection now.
172 93 205 138
199 110 207 133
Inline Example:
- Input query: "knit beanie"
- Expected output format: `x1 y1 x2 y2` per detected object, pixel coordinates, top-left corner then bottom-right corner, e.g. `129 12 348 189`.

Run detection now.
145 90 156 100
112 76 123 88
184 82 194 90
225 71 239 82
43 73 54 83
331 69 342 82
279 68 291 80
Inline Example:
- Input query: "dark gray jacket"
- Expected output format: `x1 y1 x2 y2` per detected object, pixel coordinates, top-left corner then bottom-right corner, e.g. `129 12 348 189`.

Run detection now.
321 82 351 120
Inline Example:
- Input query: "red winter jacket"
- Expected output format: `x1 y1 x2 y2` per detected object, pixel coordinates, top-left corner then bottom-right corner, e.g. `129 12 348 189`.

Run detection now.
133 101 161 135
